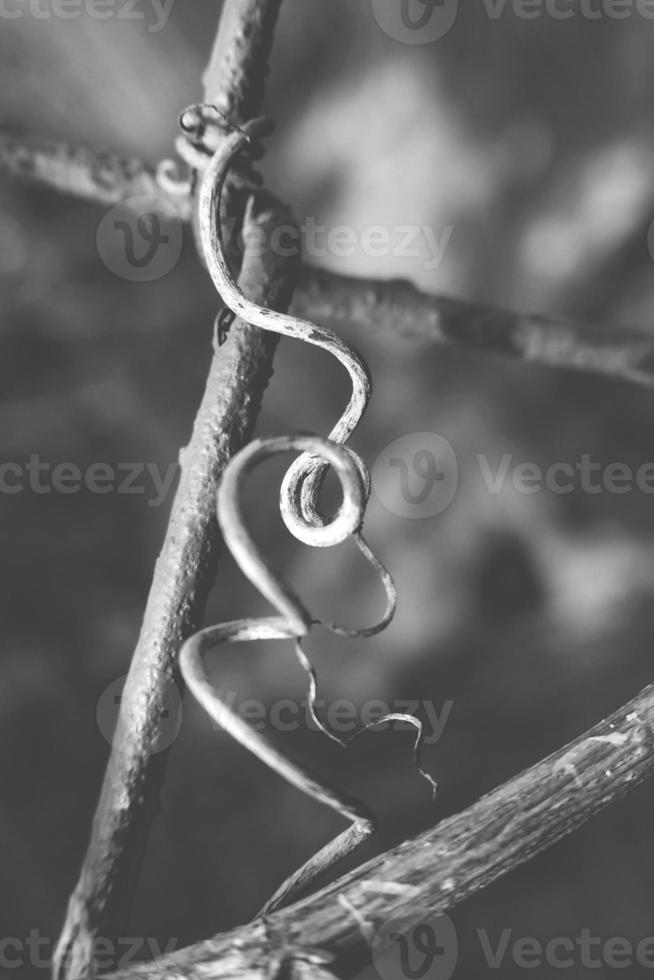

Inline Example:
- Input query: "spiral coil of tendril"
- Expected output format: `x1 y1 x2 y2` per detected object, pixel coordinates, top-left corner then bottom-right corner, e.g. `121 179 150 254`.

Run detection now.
170 108 436 915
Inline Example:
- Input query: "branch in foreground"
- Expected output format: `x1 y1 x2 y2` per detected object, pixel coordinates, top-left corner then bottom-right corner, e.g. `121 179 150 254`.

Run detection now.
53 2 286 976
4 131 654 388
294 267 654 388
106 681 654 980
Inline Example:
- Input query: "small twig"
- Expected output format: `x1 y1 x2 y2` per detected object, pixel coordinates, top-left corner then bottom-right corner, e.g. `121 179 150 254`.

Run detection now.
104 683 654 980
53 2 288 977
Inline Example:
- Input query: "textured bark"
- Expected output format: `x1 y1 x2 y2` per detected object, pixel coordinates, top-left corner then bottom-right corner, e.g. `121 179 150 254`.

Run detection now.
3 132 654 389
0 131 191 216
202 0 283 117
294 267 654 388
104 681 654 980
54 192 295 980
53 2 289 977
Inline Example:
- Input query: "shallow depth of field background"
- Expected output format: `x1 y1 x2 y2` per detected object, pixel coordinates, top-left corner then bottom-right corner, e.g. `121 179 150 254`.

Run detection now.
3 2 654 977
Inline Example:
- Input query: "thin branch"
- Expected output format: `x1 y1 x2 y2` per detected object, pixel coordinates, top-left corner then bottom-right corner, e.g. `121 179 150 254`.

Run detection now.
293 267 654 388
202 0 283 119
0 131 190 218
4 130 654 388
53 2 287 978
106 680 654 980
54 192 295 980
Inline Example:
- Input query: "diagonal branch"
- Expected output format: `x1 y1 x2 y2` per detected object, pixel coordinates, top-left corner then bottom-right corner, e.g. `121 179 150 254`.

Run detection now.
3 129 654 387
104 679 654 980
53 2 286 978
202 0 283 120
54 192 295 980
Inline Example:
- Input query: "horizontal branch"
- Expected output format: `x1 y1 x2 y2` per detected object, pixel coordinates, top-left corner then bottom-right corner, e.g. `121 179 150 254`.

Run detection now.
3 130 654 388
0 131 191 220
106 680 654 980
293 267 654 388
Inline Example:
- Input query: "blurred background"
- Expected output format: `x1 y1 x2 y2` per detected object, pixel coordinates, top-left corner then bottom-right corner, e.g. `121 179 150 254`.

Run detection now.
3 1 654 977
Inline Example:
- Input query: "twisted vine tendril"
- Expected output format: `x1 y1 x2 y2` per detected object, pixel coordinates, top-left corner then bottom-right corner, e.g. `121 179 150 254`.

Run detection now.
176 106 436 915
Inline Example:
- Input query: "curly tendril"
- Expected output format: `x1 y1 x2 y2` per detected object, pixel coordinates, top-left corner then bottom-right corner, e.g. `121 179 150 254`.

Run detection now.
176 107 437 915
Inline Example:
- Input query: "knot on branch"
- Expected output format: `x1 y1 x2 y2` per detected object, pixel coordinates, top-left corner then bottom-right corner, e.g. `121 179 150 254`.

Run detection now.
156 104 272 199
